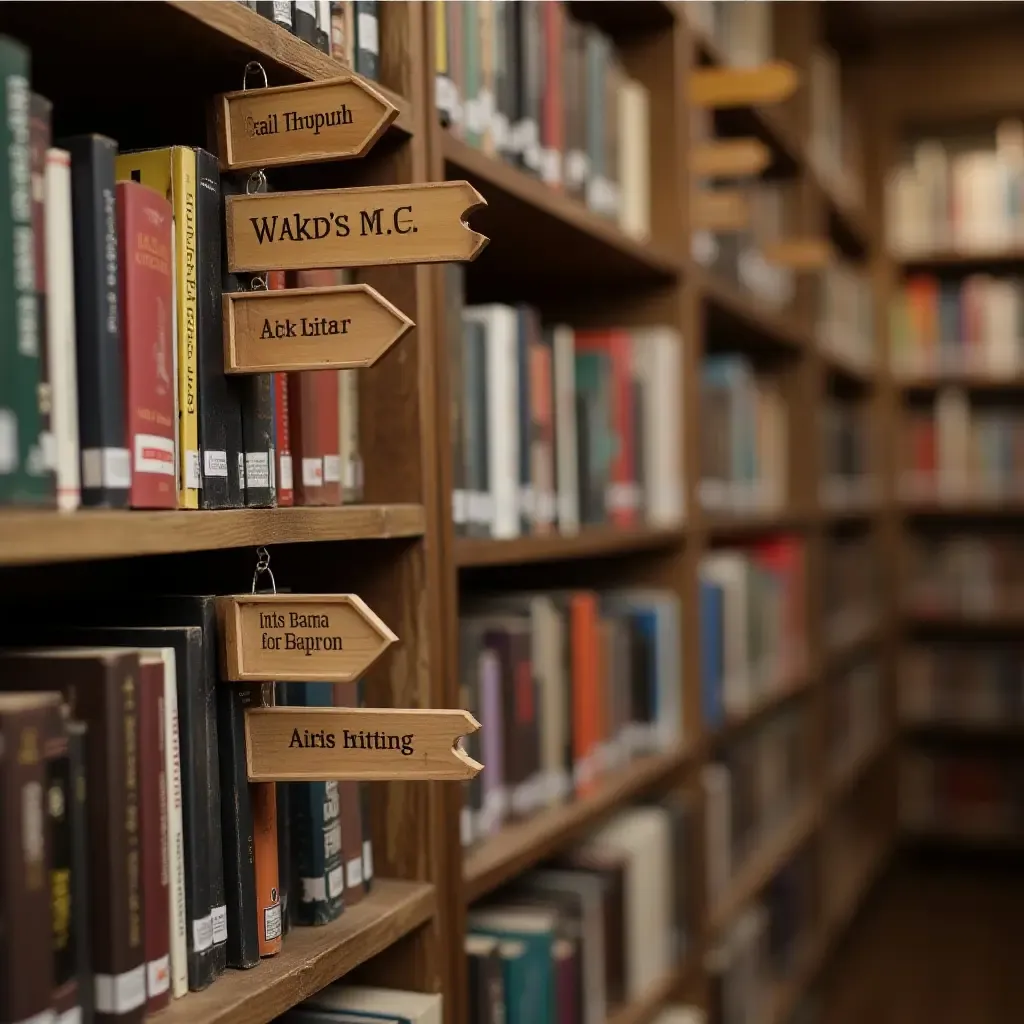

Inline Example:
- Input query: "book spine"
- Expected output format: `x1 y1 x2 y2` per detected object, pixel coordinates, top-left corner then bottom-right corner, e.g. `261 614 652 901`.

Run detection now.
138 662 170 1013
275 772 292 935
354 0 380 80
116 180 177 509
315 1 332 53
62 134 130 506
65 720 92 1024
171 148 199 508
162 664 188 999
1 702 57 1022
339 368 362 502
329 1 351 65
252 779 282 957
332 681 366 904
44 148 81 511
256 1 294 33
195 148 245 509
240 268 279 508
29 92 56 505
273 372 294 506
294 0 318 44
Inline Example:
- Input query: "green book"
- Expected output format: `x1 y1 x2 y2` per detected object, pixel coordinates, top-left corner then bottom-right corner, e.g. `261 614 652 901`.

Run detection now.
0 35 45 503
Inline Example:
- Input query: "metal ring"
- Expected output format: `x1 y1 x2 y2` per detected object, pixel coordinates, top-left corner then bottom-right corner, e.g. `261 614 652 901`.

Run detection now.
242 61 269 92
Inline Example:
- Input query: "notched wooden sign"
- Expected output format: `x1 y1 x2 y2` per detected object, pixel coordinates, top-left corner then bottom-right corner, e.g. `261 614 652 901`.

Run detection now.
692 189 750 232
215 76 399 172
223 282 414 373
225 180 488 273
692 138 771 179
245 706 482 782
217 593 397 683
690 62 798 109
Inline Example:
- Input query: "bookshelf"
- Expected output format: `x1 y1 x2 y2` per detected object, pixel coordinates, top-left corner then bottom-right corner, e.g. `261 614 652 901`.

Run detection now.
0 3 903 1024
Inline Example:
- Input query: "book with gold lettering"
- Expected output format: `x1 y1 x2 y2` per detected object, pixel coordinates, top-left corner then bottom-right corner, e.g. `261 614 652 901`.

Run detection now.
115 146 200 509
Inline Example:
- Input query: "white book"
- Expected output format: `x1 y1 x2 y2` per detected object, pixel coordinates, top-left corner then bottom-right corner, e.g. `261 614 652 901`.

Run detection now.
617 78 650 242
44 149 81 511
652 1009 706 1024
701 554 750 716
552 324 579 534
303 987 442 1024
530 595 570 805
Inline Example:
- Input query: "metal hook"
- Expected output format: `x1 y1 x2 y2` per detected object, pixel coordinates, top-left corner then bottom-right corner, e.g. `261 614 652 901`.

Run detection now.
251 545 277 595
242 61 269 92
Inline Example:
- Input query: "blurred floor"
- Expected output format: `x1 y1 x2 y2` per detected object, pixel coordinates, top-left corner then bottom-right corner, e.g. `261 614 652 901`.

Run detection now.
822 858 1024 1024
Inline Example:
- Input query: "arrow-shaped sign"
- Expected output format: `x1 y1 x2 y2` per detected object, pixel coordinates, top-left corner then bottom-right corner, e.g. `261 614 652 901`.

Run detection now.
225 180 488 274
214 76 399 172
222 282 414 373
690 62 798 109
692 138 771 178
217 593 397 684
244 706 483 782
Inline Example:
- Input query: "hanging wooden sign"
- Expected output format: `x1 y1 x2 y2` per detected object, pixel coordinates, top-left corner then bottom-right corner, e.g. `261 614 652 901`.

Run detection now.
692 189 750 232
762 238 835 271
223 282 414 373
692 138 771 178
217 594 397 683
225 180 488 273
214 76 399 172
690 62 798 109
245 706 483 782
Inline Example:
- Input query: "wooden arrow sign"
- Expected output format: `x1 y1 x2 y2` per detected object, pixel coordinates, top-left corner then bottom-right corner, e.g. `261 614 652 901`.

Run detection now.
214 76 399 171
762 238 835 271
223 282 414 373
226 180 488 274
692 138 771 178
217 593 397 683
245 706 482 782
692 189 750 232
690 62 798 109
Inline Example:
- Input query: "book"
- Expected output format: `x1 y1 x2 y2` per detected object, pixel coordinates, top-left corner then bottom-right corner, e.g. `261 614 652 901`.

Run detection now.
301 986 442 1023
353 1 380 81
115 179 176 509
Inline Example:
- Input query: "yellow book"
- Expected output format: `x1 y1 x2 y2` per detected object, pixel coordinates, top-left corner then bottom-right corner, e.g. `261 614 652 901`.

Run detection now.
115 146 199 509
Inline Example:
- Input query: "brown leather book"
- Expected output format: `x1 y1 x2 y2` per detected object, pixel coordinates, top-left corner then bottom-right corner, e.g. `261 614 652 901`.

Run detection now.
0 649 146 1024
0 693 62 1024
138 654 170 1011
252 780 282 957
332 681 364 905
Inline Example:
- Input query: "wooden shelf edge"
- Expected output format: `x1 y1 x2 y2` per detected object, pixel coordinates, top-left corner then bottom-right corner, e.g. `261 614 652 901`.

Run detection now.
709 799 819 935
455 525 686 569
894 247 1024 269
441 133 682 279
160 879 436 1024
604 963 690 1024
0 504 426 566
463 749 691 902
713 670 811 742
167 0 413 134
897 373 1024 391
828 731 891 801
704 509 810 538
697 270 811 351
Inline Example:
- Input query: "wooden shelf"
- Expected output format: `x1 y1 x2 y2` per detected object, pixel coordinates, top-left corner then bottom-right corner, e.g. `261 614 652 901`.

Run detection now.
902 499 1024 517
819 347 876 386
442 134 681 291
698 271 811 353
708 798 820 935
0 504 426 566
897 247 1024 272
712 670 811 742
464 750 690 902
604 967 688 1024
903 825 1024 850
161 880 435 1024
455 525 686 569
705 509 810 539
829 732 890 800
898 373 1024 392
905 608 1024 630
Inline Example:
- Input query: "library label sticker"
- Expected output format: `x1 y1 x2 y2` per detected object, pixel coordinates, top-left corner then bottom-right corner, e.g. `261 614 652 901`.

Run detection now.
223 282 414 373
215 76 399 171
244 706 483 782
225 180 488 273
217 593 397 683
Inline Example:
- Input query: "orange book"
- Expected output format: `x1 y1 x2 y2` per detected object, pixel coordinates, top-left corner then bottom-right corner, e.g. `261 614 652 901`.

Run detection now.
570 592 601 798
251 781 282 957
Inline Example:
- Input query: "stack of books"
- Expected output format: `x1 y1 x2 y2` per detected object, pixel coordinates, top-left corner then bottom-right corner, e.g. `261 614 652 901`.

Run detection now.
434 1 652 241
818 261 875 370
458 588 683 846
822 532 879 650
449 281 685 540
821 397 876 510
887 121 1024 257
699 538 808 729
827 658 882 784
699 357 789 517
467 800 692 1024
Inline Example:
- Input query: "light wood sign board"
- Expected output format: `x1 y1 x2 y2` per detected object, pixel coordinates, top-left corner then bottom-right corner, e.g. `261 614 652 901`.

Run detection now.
217 593 397 683
690 62 798 109
245 706 483 782
225 180 488 273
223 282 414 373
215 76 399 171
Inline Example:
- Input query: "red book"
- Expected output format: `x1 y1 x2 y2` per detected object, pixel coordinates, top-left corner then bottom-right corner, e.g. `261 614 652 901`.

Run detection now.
542 1 565 190
288 269 342 506
116 180 176 508
138 655 170 1013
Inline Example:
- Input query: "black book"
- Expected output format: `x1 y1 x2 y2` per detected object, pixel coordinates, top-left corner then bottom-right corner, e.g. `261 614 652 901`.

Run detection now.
314 0 331 53
275 773 293 936
353 1 379 81
58 134 129 507
293 0 318 45
256 0 293 32
66 718 93 1024
195 149 245 509
221 175 276 508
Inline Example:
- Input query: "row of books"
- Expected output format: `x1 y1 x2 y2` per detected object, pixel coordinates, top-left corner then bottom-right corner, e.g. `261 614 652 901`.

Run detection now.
699 356 789 517
901 643 1024 726
891 274 1024 379
901 391 1024 503
808 46 865 214
458 588 683 846
467 800 692 1024
685 0 773 67
281 985 441 1023
703 703 809 910
827 659 882 785
887 123 1024 256
823 533 879 651
0 597 377 1023
448 282 685 539
821 399 875 510
0 39 362 509
433 2 652 241
906 534 1024 616
700 539 808 729
817 263 875 372
901 751 1024 835
245 0 380 80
